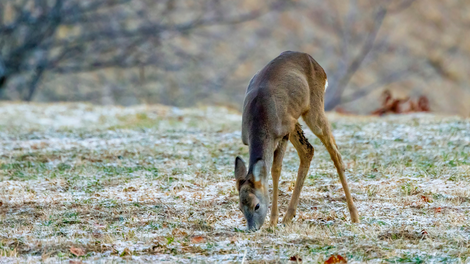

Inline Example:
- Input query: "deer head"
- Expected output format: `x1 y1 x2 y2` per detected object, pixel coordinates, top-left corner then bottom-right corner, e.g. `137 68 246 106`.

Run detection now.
234 157 269 231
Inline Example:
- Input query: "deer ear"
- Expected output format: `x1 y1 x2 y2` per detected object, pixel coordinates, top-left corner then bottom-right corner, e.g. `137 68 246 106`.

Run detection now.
234 157 247 190
253 160 265 182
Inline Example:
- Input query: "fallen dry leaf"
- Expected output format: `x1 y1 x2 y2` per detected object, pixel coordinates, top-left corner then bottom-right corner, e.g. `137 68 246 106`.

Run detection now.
371 90 430 116
421 229 428 237
191 235 206 243
290 255 302 262
70 246 85 257
324 254 347 264
421 195 431 203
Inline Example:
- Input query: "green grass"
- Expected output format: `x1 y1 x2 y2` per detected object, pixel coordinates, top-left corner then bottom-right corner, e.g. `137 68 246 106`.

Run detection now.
0 102 469 263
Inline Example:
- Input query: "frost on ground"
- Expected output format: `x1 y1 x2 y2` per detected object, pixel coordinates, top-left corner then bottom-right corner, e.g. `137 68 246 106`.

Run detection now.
0 102 470 263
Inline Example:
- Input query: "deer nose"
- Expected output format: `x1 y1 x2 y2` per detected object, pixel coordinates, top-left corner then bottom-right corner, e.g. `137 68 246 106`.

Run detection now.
247 222 259 232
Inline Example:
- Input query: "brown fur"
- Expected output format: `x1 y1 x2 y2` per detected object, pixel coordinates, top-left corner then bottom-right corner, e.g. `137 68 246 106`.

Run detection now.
235 51 359 230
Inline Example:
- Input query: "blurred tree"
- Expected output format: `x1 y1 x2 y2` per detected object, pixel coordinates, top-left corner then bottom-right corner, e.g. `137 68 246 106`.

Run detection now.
317 0 418 110
0 0 290 101
1 0 469 115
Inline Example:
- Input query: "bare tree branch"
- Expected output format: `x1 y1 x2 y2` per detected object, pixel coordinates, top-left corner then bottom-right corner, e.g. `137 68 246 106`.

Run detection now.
340 68 413 105
0 0 290 100
325 6 388 110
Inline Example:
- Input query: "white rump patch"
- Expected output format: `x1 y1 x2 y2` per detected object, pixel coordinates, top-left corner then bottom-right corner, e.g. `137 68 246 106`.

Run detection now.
325 79 329 91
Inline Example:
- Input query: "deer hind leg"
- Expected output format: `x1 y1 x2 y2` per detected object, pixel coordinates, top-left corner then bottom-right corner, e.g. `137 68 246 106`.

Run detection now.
282 123 314 224
270 134 289 227
302 111 360 223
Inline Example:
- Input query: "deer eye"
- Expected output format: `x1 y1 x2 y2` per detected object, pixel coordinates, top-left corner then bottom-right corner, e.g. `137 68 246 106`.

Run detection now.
255 203 260 211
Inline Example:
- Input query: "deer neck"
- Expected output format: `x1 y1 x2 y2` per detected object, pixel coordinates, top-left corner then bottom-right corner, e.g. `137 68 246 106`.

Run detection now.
248 135 275 185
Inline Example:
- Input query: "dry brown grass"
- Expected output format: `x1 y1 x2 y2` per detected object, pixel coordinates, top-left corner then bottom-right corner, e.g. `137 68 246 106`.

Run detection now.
0 102 469 263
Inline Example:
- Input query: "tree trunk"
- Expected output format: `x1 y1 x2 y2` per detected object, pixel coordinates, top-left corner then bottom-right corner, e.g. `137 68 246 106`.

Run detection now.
0 76 6 90
25 67 45 101
324 93 342 111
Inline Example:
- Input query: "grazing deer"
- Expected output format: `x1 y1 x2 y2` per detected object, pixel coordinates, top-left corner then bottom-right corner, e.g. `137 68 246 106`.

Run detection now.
234 51 359 231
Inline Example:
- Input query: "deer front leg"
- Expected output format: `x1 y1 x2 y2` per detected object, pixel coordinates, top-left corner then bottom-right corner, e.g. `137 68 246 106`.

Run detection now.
270 135 288 227
283 123 314 224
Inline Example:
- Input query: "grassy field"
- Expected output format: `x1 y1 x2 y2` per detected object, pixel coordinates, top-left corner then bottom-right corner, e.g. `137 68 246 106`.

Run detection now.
0 103 469 263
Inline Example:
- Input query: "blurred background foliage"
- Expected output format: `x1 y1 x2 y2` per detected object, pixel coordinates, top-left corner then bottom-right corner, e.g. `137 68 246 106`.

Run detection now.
0 0 469 115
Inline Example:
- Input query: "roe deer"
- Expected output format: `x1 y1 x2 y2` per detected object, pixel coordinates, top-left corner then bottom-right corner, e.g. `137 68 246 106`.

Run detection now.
234 51 359 231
